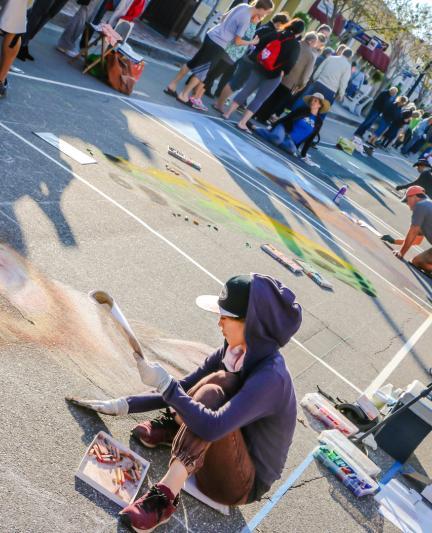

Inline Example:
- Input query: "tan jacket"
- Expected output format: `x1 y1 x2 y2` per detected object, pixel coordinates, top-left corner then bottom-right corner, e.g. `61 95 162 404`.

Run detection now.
313 55 352 98
281 41 316 92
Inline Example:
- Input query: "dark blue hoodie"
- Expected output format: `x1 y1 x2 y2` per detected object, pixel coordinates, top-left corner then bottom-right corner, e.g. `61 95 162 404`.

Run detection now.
127 274 302 496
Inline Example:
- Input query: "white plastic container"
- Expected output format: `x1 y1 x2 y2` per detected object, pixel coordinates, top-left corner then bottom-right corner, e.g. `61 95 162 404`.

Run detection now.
300 393 358 436
318 430 381 477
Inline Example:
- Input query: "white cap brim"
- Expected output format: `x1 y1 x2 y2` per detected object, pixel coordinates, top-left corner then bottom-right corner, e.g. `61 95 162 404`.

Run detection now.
195 295 239 317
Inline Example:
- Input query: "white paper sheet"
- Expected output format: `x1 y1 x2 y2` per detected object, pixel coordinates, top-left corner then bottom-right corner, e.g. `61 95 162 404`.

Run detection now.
375 480 432 532
34 132 97 165
183 475 230 516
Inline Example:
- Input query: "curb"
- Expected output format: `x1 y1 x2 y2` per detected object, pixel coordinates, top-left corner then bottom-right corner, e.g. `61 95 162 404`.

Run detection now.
327 111 362 127
128 35 190 65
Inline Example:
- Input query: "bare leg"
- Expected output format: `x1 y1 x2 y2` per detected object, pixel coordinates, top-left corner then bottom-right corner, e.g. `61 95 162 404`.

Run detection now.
158 459 188 497
412 249 432 273
223 100 239 119
216 83 233 111
0 34 21 83
193 82 206 99
167 64 190 92
238 109 254 130
178 76 201 102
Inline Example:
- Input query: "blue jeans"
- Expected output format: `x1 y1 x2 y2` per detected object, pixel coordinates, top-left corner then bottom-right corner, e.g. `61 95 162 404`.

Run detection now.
401 132 422 154
354 109 380 137
374 117 390 137
255 125 299 155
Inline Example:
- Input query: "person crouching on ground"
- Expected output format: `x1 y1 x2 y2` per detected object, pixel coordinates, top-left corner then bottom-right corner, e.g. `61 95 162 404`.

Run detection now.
253 92 329 159
68 273 302 532
382 186 432 275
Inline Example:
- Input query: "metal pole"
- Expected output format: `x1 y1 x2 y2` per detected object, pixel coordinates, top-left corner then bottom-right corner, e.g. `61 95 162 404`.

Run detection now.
407 61 432 99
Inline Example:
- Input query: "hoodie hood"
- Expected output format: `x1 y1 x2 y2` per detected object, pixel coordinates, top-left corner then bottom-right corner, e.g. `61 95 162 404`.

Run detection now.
242 273 302 375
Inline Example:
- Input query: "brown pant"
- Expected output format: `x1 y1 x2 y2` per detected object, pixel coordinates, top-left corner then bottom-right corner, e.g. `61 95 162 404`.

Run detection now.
170 370 256 506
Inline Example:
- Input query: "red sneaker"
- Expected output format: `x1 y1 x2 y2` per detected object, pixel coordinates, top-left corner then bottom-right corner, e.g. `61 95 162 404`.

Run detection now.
132 410 178 448
120 483 179 532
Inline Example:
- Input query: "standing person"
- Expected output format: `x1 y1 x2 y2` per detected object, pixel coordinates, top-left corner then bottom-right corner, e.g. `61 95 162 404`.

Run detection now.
368 95 408 146
205 11 289 99
316 23 331 39
353 86 398 138
394 110 422 149
386 186 432 275
253 92 329 160
380 104 413 148
223 18 305 132
18 0 70 61
68 273 302 531
346 63 364 98
292 48 353 112
213 10 288 113
395 159 432 198
401 116 432 155
164 1 274 109
255 31 319 122
56 0 100 57
312 45 332 71
0 0 31 97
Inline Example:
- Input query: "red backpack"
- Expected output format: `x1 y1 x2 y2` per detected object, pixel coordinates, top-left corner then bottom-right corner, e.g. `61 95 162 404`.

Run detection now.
257 34 295 71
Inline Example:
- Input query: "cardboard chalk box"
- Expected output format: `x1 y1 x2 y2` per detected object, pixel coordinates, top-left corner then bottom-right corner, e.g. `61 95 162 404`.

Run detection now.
76 431 150 508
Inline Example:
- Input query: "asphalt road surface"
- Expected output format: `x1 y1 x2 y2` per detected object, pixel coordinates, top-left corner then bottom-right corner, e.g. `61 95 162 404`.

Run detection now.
0 25 431 533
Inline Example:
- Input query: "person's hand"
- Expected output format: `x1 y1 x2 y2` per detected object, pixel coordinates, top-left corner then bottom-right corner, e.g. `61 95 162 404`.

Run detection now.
381 234 396 244
133 352 173 394
65 396 129 416
393 250 404 260
251 36 259 46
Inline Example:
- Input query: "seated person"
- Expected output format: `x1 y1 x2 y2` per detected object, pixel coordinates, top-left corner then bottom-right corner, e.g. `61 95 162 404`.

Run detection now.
67 273 302 532
254 92 329 157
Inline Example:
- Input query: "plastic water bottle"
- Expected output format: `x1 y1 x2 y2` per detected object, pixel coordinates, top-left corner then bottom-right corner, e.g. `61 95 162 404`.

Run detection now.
333 185 348 205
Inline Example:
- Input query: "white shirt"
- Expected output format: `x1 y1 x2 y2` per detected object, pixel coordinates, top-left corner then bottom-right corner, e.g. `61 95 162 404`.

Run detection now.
313 55 352 97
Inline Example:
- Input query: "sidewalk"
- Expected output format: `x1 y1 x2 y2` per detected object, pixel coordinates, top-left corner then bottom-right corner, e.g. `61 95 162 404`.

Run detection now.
52 5 362 126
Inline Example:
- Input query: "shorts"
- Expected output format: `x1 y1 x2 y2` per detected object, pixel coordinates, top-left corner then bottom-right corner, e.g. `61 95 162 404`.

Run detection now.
187 35 224 81
0 0 29 34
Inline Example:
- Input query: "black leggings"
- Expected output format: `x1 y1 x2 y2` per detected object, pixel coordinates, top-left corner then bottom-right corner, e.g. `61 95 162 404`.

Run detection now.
204 55 236 96
255 84 295 122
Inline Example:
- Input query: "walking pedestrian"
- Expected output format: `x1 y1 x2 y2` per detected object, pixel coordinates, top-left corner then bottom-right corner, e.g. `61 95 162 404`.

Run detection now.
254 31 319 123
18 0 70 61
68 273 302 531
164 1 274 110
0 0 31 97
401 116 432 155
353 86 398 138
368 95 408 146
223 18 305 132
56 0 100 58
291 47 353 112
253 92 329 161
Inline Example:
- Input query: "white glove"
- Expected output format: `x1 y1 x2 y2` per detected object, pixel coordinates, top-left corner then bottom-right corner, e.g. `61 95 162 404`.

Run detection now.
133 352 173 394
66 396 129 416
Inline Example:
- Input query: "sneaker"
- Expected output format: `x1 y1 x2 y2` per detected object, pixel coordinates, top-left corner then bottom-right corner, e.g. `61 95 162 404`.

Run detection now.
0 79 8 98
189 97 208 111
132 409 178 448
120 483 179 532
